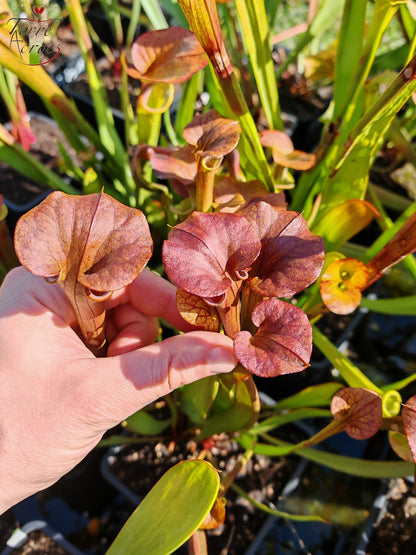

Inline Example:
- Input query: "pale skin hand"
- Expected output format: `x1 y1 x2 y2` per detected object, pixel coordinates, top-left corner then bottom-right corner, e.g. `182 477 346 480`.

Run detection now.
0 266 236 515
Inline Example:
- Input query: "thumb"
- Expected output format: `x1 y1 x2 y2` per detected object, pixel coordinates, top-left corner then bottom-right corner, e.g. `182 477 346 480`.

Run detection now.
77 331 237 429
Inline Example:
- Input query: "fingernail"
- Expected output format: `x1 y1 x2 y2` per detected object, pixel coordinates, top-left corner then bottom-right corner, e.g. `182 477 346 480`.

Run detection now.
208 347 237 373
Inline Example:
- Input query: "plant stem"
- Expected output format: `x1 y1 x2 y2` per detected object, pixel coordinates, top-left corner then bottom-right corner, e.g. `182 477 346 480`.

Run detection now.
195 155 221 212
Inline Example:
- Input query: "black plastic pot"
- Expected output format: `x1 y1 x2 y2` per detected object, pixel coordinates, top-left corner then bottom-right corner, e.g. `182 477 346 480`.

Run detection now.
356 475 416 555
0 520 83 555
246 430 392 555
101 444 142 506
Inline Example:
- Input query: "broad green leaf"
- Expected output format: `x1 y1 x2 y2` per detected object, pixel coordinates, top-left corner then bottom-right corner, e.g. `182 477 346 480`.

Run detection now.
126 410 172 435
291 1 408 217
181 376 219 425
141 0 169 29
319 53 416 215
107 460 220 555
213 376 235 412
199 378 255 439
311 199 379 251
399 2 416 64
273 382 344 410
333 0 367 120
235 0 283 130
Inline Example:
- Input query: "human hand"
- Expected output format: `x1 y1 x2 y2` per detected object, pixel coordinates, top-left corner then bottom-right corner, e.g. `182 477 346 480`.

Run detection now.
0 266 236 514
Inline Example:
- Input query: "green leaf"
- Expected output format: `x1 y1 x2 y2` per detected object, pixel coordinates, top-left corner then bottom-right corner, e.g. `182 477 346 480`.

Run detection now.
319 54 416 216
360 295 416 315
312 326 382 393
252 408 331 435
107 460 220 555
141 0 169 29
290 1 407 217
239 432 297 456
231 482 327 523
98 435 161 447
181 376 219 425
0 140 78 195
332 0 367 120
199 379 254 439
213 377 235 411
235 0 283 130
311 199 379 251
158 0 188 27
273 382 344 410
174 72 203 136
294 446 414 478
382 373 416 394
126 410 172 435
239 434 415 478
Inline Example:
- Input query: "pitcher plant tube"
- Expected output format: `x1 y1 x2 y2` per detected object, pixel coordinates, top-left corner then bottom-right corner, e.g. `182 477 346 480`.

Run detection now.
14 191 153 355
163 200 325 377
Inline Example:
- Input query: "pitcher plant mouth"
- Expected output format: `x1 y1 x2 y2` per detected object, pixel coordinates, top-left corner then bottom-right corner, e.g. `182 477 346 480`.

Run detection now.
14 191 153 356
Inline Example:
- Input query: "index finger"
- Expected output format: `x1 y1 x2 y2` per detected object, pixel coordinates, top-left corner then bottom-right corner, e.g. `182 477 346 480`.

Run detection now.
106 268 197 332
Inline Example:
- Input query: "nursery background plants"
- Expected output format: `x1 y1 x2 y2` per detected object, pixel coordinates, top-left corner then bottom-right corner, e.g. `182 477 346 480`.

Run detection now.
1 0 416 553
